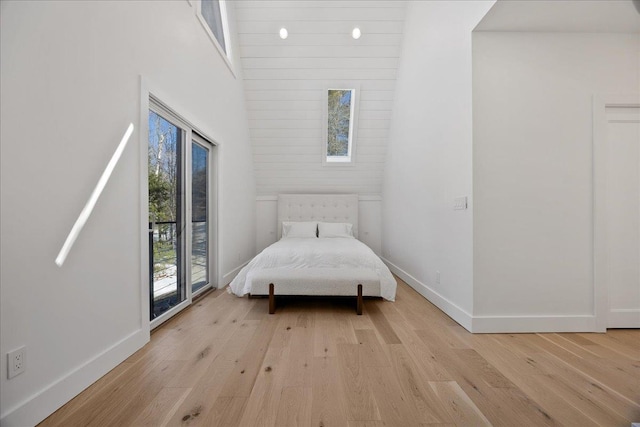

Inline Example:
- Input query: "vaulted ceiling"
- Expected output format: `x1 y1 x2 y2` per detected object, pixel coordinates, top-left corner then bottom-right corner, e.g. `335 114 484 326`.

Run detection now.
235 1 407 195
475 0 640 32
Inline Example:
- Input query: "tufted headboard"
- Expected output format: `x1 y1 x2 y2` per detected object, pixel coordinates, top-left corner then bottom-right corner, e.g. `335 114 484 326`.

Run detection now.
277 194 358 239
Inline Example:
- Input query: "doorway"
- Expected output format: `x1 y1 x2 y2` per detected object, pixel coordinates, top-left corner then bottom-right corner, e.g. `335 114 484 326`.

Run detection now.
594 95 640 329
147 98 217 327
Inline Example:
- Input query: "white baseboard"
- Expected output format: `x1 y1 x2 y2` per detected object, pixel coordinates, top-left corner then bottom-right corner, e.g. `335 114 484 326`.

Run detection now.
1 328 148 427
222 259 251 286
472 314 598 333
607 309 640 329
382 257 474 332
382 257 602 334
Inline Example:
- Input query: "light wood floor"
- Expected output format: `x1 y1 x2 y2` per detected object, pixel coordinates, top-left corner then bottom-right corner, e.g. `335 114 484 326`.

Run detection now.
40 279 640 427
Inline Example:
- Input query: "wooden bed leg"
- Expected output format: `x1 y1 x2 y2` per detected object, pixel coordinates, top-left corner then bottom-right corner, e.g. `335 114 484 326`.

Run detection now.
357 284 363 315
269 283 275 314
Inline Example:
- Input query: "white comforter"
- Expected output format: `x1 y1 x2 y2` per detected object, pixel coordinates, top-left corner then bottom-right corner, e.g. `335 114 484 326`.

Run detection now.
229 237 397 301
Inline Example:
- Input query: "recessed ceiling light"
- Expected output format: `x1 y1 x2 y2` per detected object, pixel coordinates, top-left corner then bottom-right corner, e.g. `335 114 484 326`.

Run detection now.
279 28 288 39
352 27 361 39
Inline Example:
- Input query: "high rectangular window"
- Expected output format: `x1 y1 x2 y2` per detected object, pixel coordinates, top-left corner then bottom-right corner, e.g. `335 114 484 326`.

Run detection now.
201 0 226 53
326 88 356 163
197 0 234 75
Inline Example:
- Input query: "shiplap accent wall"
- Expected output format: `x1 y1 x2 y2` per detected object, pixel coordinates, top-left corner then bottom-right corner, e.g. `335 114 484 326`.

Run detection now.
236 1 406 195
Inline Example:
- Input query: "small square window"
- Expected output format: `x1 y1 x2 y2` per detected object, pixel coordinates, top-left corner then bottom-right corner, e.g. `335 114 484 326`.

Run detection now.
326 89 356 163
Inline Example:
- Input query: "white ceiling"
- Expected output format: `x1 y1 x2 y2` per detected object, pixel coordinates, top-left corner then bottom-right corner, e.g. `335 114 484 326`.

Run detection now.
475 0 640 33
234 0 407 195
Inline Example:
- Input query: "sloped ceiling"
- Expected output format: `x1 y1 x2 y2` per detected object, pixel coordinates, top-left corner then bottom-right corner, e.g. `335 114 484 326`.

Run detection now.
235 0 406 195
475 0 640 33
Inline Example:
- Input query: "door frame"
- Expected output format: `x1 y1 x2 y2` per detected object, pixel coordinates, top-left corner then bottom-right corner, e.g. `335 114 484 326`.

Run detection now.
148 99 190 327
593 93 640 331
139 77 220 331
191 132 218 299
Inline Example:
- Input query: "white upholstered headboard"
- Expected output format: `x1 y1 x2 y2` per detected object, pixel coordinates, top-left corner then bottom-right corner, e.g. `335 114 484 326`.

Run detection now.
277 194 359 239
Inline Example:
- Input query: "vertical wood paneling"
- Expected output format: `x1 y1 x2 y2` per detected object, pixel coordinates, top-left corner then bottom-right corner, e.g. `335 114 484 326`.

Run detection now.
236 1 406 195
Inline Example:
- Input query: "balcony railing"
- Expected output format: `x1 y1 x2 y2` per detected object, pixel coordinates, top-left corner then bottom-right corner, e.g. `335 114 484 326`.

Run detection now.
149 221 208 303
150 221 179 302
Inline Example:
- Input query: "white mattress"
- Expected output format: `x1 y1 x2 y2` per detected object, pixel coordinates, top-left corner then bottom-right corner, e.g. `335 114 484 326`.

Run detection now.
229 237 397 301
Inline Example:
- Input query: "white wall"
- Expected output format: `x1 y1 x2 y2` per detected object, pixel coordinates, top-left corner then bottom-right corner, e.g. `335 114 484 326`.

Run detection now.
474 0 640 33
382 1 495 330
256 196 382 255
473 32 640 331
235 1 406 196
0 1 255 425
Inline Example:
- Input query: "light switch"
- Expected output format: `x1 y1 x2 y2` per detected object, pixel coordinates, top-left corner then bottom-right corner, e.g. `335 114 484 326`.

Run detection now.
453 196 467 210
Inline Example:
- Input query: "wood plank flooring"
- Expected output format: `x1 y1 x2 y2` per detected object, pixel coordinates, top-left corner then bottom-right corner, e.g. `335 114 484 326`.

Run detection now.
40 279 640 427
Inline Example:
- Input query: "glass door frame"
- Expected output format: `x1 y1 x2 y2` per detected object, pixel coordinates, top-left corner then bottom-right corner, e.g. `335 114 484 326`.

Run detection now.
148 102 188 325
191 133 216 299
148 97 218 330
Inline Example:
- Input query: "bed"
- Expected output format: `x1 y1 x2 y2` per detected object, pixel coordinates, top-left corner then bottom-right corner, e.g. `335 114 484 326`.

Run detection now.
228 194 396 314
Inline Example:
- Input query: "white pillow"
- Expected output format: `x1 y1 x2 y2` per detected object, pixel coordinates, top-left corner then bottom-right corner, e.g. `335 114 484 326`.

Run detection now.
282 221 317 238
318 222 354 238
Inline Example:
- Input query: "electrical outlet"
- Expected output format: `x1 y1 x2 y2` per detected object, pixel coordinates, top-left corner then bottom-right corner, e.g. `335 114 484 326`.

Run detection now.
436 271 441 284
7 346 26 379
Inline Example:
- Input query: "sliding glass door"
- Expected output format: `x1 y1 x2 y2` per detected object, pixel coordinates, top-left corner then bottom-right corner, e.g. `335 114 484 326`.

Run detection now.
191 137 210 294
148 110 186 320
148 101 215 324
